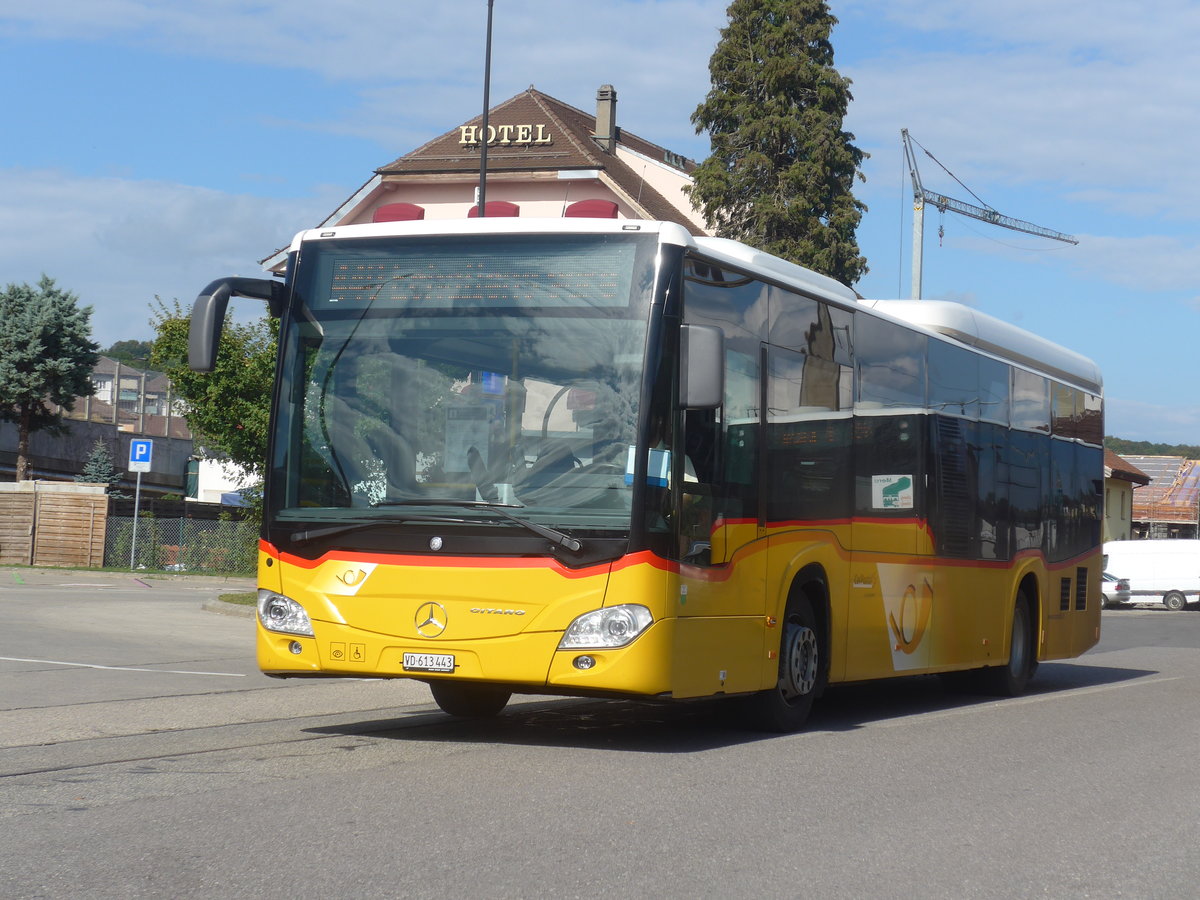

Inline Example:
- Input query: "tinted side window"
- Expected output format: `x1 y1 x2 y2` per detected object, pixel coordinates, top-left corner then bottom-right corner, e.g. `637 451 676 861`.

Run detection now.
1079 392 1103 446
979 357 1011 425
854 414 923 520
767 345 851 416
766 416 853 524
1052 383 1082 439
1012 369 1050 432
856 314 927 409
681 259 767 563
976 421 1010 560
928 339 980 419
1008 430 1048 553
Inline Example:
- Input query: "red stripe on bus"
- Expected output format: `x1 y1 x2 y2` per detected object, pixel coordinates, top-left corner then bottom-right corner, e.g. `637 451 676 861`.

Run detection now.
259 540 674 580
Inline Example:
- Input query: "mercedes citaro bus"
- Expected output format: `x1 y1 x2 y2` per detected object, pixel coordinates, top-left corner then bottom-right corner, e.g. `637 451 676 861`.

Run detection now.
190 218 1103 731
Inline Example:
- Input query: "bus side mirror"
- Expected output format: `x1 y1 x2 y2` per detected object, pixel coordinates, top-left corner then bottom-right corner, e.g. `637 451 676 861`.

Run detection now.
188 277 283 372
680 324 724 409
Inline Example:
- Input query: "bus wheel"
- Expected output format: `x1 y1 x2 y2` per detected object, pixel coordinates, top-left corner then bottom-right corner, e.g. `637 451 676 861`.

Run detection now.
429 681 511 718
982 592 1035 696
745 595 824 733
1163 591 1187 611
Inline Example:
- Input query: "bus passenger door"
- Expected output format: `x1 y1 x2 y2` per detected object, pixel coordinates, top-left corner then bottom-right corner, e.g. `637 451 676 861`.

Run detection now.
671 357 767 699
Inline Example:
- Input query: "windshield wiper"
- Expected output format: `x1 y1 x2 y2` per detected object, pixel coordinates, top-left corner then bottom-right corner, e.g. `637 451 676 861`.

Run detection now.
289 513 472 545
372 498 583 553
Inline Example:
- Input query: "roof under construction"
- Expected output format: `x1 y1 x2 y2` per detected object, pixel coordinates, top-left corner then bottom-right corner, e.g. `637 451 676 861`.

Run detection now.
1126 456 1200 524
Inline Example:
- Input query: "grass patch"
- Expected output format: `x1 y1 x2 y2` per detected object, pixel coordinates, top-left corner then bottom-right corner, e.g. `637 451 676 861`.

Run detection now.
218 592 257 606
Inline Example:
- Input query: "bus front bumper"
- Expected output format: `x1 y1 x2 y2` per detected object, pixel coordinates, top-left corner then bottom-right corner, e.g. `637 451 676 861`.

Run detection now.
257 616 676 698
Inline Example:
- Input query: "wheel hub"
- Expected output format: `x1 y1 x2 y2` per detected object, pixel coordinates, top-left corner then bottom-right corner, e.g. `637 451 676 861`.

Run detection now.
781 622 818 699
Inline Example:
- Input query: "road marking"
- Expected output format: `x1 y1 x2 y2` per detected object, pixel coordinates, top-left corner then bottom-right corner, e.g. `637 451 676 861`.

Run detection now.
0 656 246 677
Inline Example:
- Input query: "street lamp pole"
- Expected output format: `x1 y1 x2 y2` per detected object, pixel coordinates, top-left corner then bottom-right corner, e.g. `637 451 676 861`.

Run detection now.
477 0 495 217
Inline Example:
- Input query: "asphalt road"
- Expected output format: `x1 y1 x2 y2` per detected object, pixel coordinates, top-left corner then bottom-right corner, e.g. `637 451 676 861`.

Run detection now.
2 569 1198 899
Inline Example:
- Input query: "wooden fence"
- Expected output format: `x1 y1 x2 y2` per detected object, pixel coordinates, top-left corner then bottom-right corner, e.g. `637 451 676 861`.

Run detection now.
0 481 108 567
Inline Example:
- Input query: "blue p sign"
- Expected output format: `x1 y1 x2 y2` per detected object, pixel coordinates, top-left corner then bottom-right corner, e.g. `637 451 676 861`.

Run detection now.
129 439 153 473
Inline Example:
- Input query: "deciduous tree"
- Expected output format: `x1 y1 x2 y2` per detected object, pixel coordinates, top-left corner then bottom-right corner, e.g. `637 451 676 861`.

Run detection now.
0 276 100 480
688 0 868 285
149 299 275 479
103 339 154 366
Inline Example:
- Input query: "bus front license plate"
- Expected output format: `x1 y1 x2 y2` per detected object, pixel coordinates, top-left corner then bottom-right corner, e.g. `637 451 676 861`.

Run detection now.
403 652 455 673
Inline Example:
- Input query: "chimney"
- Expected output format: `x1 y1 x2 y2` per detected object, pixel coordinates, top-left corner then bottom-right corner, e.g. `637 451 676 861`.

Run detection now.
594 85 618 153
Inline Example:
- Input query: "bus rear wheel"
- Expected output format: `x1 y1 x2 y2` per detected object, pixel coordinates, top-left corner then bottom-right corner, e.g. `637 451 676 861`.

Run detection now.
1163 591 1187 611
429 681 511 718
981 591 1035 696
744 594 824 733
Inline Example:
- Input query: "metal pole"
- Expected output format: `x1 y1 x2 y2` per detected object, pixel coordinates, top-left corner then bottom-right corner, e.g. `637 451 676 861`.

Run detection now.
477 0 494 216
130 471 142 569
911 199 925 300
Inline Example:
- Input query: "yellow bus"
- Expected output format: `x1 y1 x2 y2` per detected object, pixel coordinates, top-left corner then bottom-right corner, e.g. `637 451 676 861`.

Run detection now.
190 218 1103 731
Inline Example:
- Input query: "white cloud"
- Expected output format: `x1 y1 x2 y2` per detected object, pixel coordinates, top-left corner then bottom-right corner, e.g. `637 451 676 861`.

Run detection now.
1063 234 1200 292
1 1 721 161
842 2 1200 220
0 167 334 346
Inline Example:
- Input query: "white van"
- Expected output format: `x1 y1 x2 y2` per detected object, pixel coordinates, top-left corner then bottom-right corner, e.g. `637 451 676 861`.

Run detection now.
1102 540 1200 611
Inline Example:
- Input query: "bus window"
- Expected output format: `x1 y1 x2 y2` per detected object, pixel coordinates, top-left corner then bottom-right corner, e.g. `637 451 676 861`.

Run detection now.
768 289 853 368
680 259 768 564
767 343 851 416
1008 429 1049 552
975 422 1010 561
928 339 980 419
1080 392 1103 445
854 414 924 520
979 356 1011 425
855 314 927 410
678 341 761 564
766 416 852 525
1012 369 1050 432
1052 383 1082 439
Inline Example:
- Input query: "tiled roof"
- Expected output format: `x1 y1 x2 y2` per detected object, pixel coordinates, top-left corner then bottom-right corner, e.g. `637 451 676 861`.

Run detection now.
375 87 703 234
1104 449 1150 485
1126 455 1200 523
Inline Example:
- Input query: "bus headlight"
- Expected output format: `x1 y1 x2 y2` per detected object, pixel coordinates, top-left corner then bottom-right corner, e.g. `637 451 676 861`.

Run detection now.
559 604 652 649
257 589 314 636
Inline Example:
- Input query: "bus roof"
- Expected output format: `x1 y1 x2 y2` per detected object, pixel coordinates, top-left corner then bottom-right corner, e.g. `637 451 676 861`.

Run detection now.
288 218 1100 394
860 299 1102 395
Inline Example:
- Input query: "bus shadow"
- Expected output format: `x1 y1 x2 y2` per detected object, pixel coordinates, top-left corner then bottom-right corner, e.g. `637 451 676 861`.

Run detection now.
304 661 1156 753
806 661 1153 734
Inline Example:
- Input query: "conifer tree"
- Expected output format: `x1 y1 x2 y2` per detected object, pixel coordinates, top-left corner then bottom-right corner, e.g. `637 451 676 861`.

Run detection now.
688 0 868 285
75 439 122 490
0 276 100 480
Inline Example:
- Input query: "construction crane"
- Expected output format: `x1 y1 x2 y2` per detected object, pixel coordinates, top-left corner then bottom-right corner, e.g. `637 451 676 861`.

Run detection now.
901 128 1078 299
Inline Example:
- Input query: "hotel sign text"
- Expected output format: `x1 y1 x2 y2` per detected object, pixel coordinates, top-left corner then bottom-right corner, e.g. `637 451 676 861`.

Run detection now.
460 124 553 147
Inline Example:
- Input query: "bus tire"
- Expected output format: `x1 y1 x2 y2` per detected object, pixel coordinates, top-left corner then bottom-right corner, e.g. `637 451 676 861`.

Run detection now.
429 681 511 718
981 591 1035 696
1163 591 1187 611
744 593 825 733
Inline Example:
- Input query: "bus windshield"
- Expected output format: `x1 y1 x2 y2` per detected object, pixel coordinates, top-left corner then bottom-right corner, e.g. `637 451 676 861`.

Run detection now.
267 233 659 537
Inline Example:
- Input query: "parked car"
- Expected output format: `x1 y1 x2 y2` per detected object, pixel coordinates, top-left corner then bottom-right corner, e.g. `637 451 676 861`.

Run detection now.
1101 572 1131 608
1103 540 1200 611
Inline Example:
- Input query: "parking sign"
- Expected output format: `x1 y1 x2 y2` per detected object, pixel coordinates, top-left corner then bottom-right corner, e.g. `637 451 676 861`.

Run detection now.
129 439 153 473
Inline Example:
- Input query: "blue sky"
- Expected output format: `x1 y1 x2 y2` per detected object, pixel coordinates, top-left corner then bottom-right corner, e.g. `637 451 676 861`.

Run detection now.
2 0 1198 443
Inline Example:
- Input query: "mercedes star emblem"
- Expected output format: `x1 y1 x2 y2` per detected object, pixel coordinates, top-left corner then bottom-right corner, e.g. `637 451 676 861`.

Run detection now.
415 601 448 637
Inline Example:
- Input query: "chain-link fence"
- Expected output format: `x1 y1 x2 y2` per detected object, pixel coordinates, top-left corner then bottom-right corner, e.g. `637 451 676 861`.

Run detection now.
104 514 257 574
